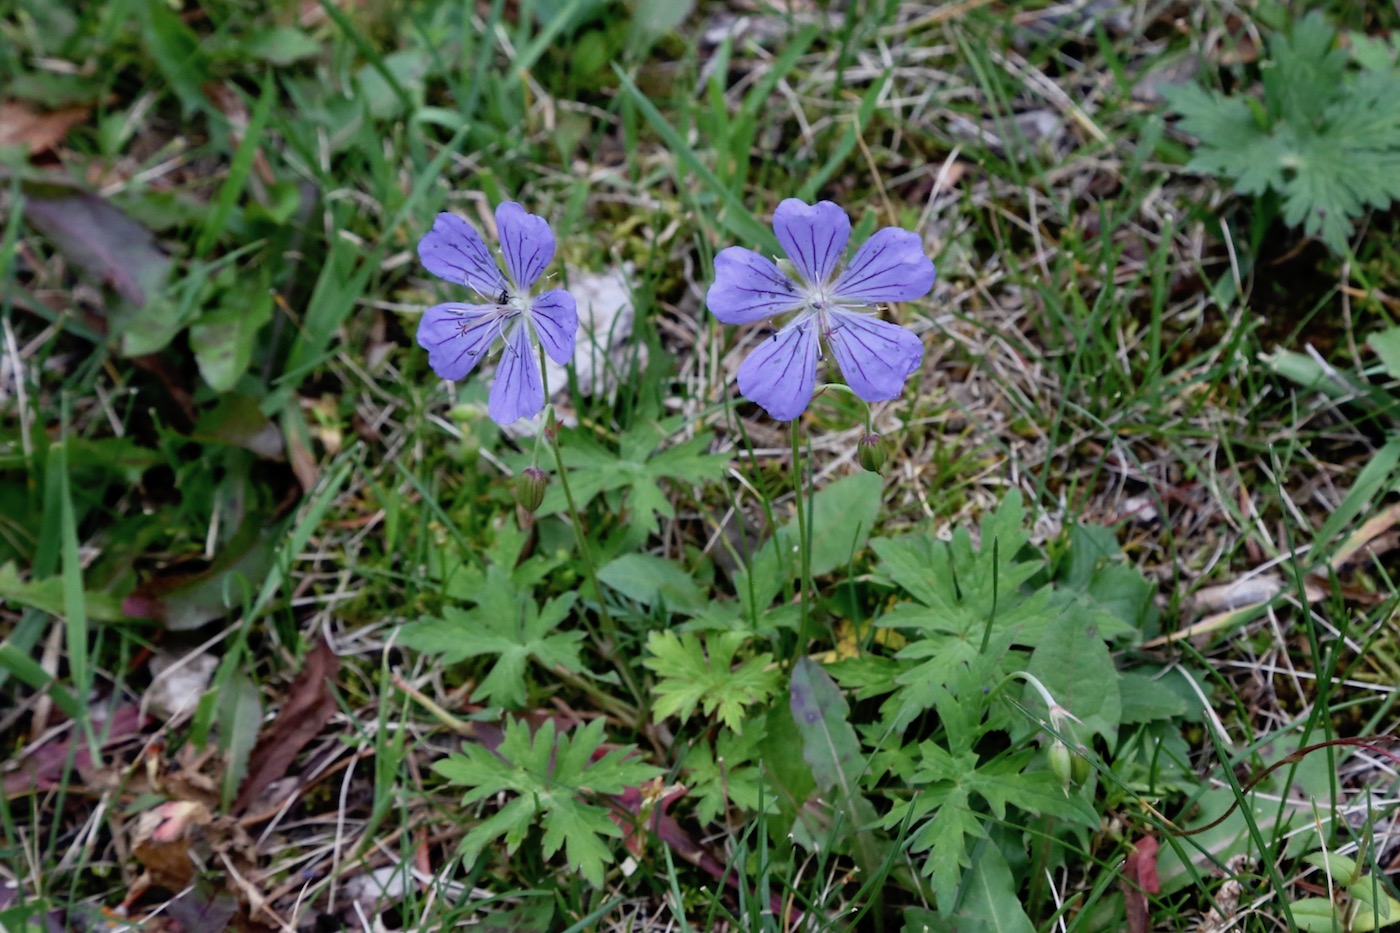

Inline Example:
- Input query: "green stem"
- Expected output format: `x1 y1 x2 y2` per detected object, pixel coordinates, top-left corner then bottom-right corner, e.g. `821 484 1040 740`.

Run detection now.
535 343 647 713
547 424 612 635
791 419 814 664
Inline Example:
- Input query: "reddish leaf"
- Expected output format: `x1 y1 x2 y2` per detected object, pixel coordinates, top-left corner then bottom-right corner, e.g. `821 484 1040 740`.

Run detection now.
165 885 238 933
2 703 145 795
610 777 687 858
23 191 170 309
232 636 339 815
1121 835 1160 933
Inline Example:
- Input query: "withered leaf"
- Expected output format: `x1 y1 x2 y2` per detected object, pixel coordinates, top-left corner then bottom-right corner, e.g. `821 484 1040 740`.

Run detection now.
232 636 339 815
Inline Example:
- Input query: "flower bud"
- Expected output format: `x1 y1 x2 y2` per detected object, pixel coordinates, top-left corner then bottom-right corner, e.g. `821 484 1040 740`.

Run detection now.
515 467 548 512
1071 746 1091 784
857 433 888 473
448 403 483 423
1048 740 1074 787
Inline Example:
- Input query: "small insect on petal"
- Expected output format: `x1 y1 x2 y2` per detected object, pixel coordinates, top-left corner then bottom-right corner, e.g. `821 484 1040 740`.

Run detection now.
415 199 579 425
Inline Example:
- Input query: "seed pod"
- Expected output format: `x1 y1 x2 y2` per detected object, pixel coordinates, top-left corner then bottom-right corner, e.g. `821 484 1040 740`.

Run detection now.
515 466 548 513
1048 740 1074 787
857 433 888 473
1071 746 1091 784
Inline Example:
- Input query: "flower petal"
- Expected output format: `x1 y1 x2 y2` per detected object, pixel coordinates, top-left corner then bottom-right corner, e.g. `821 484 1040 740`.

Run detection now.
530 288 578 365
496 201 555 290
825 309 924 403
773 199 850 286
416 303 501 381
418 213 507 298
488 323 546 424
708 247 805 324
831 227 936 305
736 316 820 421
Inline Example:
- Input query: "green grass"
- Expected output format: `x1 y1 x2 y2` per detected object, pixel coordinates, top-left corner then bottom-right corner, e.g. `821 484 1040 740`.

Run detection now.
4 1 1400 930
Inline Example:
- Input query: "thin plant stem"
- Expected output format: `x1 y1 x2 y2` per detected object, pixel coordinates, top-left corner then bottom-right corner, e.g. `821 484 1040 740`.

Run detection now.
791 418 814 663
535 342 647 714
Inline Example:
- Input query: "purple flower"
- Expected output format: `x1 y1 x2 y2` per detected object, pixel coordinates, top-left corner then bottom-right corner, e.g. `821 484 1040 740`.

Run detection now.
417 202 578 425
707 199 935 421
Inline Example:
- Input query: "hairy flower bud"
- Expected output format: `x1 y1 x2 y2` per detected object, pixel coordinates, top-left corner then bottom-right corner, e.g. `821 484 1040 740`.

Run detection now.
515 466 548 513
857 433 888 473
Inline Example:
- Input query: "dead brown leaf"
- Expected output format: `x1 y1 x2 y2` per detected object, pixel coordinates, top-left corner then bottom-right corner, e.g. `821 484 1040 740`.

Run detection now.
0 102 89 155
232 636 339 816
3 703 145 797
131 800 213 893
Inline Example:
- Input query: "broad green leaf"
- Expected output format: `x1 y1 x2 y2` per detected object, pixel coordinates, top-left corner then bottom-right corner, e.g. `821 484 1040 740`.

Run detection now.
1303 850 1360 886
598 553 705 615
738 471 884 615
1025 611 1122 744
243 26 322 65
789 658 885 876
1348 881 1400 932
956 837 1036 933
790 471 883 576
1117 670 1192 724
1368 326 1400 380
1290 897 1340 932
191 284 274 392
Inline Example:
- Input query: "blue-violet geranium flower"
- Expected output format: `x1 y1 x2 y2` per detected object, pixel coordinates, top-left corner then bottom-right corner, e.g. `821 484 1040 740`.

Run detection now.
707 198 935 421
417 202 577 425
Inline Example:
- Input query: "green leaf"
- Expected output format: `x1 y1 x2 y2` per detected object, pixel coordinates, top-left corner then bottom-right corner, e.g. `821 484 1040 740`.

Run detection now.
539 424 727 535
139 0 209 116
956 837 1036 933
597 553 705 615
1368 326 1400 380
0 562 125 623
1348 881 1400 932
1304 850 1360 886
738 471 884 614
789 658 886 875
1024 611 1122 744
1117 670 1192 723
902 783 982 912
435 717 660 886
1290 897 1341 932
1165 11 1400 254
398 578 584 708
684 724 775 824
789 658 869 802
243 26 322 65
191 283 275 392
219 671 263 810
643 631 778 731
